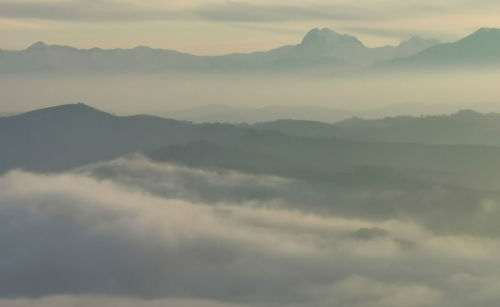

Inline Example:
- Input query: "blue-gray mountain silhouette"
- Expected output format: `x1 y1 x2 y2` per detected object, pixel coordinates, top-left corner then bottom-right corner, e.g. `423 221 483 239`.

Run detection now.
377 28 500 69
253 109 500 146
0 28 438 73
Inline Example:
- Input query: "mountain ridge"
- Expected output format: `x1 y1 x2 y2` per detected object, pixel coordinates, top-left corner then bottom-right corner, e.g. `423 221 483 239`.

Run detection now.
0 28 439 73
7 27 500 73
253 109 500 146
376 27 500 69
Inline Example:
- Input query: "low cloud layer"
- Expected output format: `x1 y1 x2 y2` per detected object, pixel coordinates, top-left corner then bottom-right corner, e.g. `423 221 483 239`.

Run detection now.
77 156 500 237
77 155 293 204
1 158 500 306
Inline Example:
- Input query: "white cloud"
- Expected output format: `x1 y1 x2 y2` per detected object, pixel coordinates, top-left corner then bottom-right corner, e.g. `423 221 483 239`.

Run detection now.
77 155 293 204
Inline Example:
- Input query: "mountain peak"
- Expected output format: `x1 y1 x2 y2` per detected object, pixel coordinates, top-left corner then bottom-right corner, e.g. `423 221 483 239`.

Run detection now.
303 28 340 40
27 41 48 50
55 103 111 115
450 27 500 53
455 109 481 119
398 35 440 48
133 45 153 51
463 27 500 41
301 28 361 46
19 103 113 120
475 27 500 33
404 35 429 43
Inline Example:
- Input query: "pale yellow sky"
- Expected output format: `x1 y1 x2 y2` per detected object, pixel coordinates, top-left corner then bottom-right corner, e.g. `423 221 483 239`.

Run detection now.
1 0 500 54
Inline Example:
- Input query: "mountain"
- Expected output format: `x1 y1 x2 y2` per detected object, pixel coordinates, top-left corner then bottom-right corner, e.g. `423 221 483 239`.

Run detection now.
3 103 500 188
9 27 500 74
332 109 500 145
0 28 438 73
377 27 500 69
291 28 375 66
6 104 500 175
372 35 440 61
166 104 353 124
165 102 464 124
0 103 256 172
253 109 500 146
0 42 203 73
254 29 438 67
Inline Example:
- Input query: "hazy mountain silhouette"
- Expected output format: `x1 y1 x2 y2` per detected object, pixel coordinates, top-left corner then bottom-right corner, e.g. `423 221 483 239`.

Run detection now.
0 28 438 73
166 102 467 124
6 27 500 73
287 28 436 66
372 35 441 60
0 42 203 73
167 104 353 123
254 109 500 146
377 27 500 69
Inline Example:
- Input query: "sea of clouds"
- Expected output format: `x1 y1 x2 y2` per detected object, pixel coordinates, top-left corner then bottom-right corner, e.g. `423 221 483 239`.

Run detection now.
1 156 500 306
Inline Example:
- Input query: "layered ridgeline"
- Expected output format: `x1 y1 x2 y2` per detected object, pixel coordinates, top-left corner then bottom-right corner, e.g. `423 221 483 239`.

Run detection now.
4 27 500 73
165 103 465 124
3 103 500 189
253 109 500 146
0 28 438 73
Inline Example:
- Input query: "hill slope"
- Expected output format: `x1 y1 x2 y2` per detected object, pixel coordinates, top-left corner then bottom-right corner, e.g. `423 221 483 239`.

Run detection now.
0 103 252 172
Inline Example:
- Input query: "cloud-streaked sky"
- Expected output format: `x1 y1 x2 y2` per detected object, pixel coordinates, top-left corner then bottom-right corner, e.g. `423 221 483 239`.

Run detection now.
1 0 500 54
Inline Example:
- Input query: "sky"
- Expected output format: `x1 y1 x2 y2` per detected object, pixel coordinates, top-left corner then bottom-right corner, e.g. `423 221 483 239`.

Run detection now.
2 0 500 54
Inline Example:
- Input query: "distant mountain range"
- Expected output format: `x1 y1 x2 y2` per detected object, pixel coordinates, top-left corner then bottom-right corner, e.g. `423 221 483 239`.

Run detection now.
166 104 354 124
0 28 439 73
376 28 500 70
165 103 469 124
253 109 500 146
5 27 500 74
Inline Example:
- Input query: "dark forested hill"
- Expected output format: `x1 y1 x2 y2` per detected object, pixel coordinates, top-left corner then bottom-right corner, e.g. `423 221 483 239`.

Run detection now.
0 103 251 172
